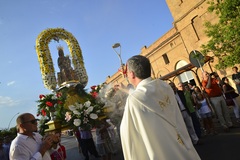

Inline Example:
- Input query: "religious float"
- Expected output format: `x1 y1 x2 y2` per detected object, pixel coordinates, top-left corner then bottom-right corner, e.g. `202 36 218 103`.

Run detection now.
35 28 126 135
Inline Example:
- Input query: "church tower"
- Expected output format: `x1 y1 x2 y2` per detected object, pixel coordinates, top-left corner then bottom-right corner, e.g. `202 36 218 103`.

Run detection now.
165 0 218 51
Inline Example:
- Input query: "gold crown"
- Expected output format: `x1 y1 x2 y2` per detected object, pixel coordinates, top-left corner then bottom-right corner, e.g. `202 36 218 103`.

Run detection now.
57 45 64 51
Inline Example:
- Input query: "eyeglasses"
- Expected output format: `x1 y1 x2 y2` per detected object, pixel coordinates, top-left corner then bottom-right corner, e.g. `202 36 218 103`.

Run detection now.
22 119 39 124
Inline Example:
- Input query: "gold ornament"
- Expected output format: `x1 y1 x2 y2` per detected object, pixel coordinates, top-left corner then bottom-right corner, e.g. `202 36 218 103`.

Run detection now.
36 28 88 90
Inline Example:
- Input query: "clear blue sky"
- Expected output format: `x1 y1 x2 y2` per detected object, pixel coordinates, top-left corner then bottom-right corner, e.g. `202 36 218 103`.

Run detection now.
0 0 173 129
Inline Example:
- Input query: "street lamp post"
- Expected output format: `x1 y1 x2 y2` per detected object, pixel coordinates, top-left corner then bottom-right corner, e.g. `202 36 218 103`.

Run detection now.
8 112 20 130
112 43 123 67
112 43 128 82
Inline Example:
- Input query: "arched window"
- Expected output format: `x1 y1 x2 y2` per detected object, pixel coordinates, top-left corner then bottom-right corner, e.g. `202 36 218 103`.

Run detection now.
176 60 194 83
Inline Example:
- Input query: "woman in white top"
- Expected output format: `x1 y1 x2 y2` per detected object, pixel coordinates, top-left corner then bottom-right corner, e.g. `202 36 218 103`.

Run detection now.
196 93 217 135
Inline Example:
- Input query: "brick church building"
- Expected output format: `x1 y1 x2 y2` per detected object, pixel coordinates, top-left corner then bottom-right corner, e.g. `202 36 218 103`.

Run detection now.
105 0 238 88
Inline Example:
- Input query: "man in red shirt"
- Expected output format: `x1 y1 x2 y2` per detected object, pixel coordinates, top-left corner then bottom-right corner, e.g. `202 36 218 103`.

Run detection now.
202 71 232 132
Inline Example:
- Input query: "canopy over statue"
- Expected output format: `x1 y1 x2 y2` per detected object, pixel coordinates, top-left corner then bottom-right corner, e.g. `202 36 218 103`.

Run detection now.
35 28 88 90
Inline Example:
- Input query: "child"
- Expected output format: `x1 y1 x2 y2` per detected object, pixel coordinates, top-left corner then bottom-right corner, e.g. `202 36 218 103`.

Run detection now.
49 132 67 160
196 92 217 135
96 120 114 160
106 119 117 144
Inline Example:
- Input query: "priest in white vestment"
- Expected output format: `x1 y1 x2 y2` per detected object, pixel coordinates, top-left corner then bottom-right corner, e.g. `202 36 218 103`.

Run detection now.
120 55 201 160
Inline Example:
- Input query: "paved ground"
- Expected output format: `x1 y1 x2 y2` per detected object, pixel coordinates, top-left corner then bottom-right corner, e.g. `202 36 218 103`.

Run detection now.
195 127 240 160
62 130 124 160
63 107 240 160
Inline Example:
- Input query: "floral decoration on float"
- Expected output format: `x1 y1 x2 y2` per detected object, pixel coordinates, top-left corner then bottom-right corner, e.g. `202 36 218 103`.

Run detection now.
36 92 65 120
35 28 126 133
58 83 118 130
65 100 105 130
36 88 105 133
36 82 128 133
35 27 90 133
35 28 88 91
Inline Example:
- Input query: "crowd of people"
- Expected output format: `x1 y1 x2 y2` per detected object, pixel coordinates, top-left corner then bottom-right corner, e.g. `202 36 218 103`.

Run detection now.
0 136 10 160
2 54 240 160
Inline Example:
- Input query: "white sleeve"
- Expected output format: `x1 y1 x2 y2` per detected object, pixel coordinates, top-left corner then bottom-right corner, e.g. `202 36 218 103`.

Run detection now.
32 152 43 160
10 145 43 160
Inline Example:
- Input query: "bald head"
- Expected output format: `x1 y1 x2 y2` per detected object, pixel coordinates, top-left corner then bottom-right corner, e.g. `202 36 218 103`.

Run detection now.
16 113 33 125
16 113 38 135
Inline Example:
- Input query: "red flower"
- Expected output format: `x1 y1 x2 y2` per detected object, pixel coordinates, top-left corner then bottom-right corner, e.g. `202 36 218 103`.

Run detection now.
91 91 98 98
91 85 97 90
46 101 53 107
39 94 46 99
41 109 46 116
56 92 62 98
58 100 63 104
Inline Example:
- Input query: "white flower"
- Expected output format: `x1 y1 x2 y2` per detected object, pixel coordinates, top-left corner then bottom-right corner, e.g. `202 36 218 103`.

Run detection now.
90 113 98 119
54 103 58 108
73 119 81 126
86 106 93 114
40 96 45 100
73 110 81 115
52 94 58 100
84 101 91 107
100 83 104 88
68 105 76 111
75 103 83 110
83 117 89 124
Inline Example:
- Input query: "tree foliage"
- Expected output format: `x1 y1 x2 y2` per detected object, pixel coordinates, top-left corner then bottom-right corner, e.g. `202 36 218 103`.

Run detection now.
0 127 17 139
201 0 240 69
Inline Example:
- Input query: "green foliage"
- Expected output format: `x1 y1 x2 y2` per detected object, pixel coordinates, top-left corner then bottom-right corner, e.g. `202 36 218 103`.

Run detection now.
36 92 65 119
36 83 106 133
0 128 17 140
201 0 240 69
38 118 50 136
36 91 67 134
